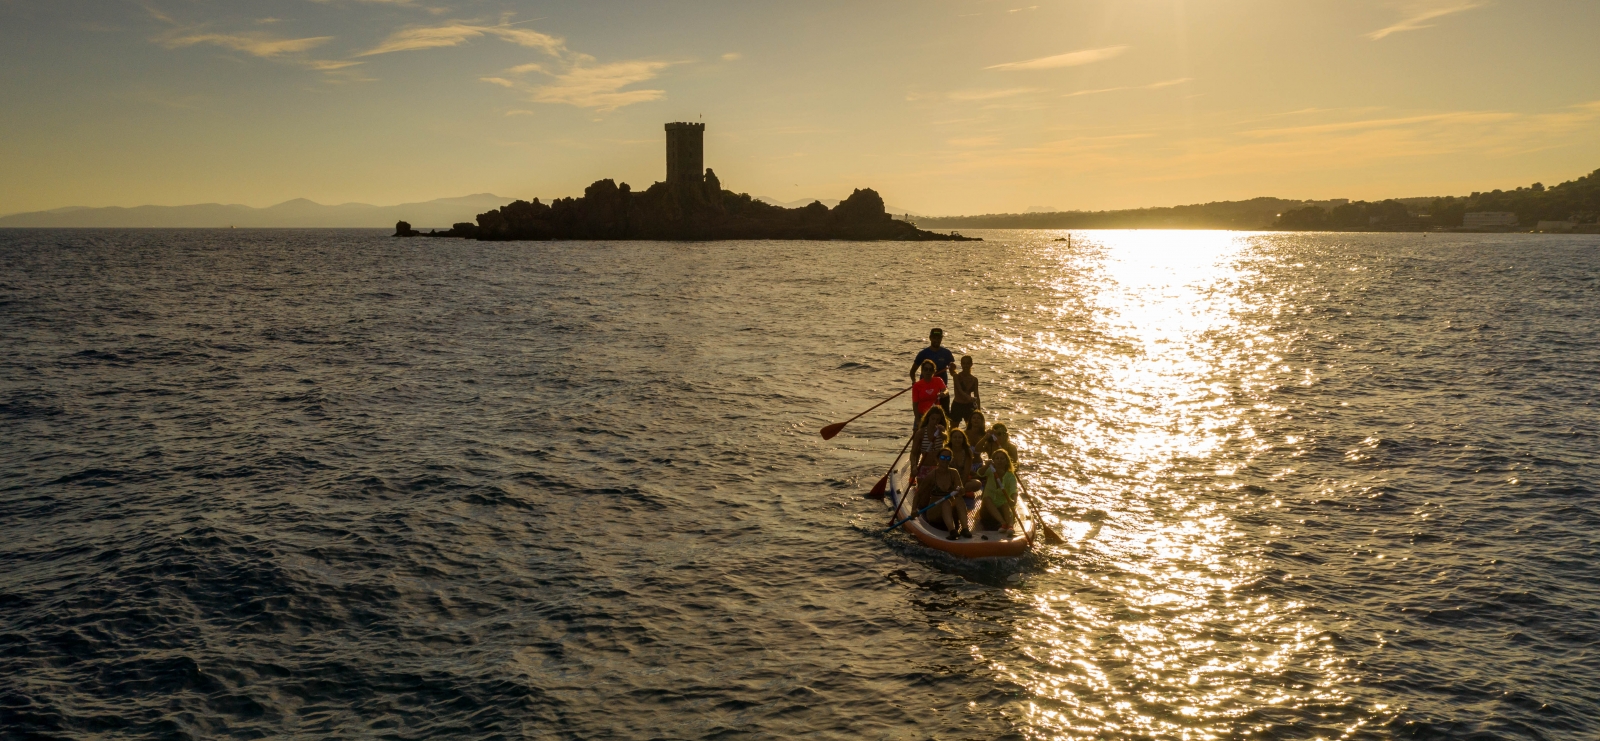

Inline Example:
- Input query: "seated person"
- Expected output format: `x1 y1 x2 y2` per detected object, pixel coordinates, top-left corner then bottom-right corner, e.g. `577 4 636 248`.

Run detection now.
977 449 1019 533
947 429 980 488
992 422 1017 470
916 447 968 539
910 405 949 485
967 409 987 441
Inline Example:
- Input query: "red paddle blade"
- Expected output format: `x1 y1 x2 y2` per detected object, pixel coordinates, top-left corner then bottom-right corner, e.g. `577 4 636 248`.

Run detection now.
819 422 845 440
866 474 888 499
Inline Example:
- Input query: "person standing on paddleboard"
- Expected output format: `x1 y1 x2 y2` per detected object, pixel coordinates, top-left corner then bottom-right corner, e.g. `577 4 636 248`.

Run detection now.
909 327 955 423
950 354 981 430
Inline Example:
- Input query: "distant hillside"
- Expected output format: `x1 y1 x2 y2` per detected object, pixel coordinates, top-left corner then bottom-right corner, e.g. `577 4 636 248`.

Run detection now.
913 197 1301 230
757 196 922 218
915 167 1600 231
0 194 512 228
1277 168 1600 230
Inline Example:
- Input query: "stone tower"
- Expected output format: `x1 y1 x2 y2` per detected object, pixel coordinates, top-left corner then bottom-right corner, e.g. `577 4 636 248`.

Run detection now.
664 122 705 185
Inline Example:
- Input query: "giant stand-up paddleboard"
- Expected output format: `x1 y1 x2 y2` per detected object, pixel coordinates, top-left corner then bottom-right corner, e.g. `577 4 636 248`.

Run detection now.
884 457 1034 559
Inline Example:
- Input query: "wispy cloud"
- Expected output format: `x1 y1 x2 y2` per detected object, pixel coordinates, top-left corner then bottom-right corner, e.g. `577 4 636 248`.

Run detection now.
146 8 361 78
486 59 675 112
358 23 565 56
986 45 1128 71
1064 77 1191 98
158 32 333 58
362 20 669 110
912 101 1600 190
945 88 1038 102
721 52 742 61
1367 2 1483 40
307 59 364 71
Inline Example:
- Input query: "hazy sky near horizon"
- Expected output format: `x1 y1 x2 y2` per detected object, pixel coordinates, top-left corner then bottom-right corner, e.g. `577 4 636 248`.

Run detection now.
2 0 1598 215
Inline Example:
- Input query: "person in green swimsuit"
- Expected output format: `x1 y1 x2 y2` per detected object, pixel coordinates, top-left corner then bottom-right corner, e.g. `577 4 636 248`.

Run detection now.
978 449 1018 532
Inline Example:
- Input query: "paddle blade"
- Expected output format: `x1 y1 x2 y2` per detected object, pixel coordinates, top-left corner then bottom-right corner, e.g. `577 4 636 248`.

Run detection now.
1040 521 1066 545
819 422 846 440
866 474 888 499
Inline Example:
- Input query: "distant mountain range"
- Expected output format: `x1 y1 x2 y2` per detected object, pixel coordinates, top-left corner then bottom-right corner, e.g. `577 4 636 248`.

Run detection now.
0 194 513 228
0 193 926 228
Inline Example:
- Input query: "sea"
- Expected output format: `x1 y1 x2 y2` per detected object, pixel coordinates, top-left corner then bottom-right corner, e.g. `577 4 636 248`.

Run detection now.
1 229 1596 740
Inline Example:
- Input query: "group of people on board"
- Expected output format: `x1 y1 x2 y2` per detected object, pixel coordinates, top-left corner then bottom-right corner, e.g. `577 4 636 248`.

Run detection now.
907 328 1022 540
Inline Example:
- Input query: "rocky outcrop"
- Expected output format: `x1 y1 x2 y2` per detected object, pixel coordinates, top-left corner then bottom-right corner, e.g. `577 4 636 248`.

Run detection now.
417 173 976 242
394 221 420 237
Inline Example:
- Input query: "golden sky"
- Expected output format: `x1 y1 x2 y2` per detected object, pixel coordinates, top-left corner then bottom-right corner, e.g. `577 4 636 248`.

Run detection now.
2 0 1597 215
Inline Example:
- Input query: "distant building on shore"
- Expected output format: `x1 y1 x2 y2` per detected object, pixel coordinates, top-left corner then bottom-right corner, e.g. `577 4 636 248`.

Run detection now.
665 122 706 185
1463 212 1519 228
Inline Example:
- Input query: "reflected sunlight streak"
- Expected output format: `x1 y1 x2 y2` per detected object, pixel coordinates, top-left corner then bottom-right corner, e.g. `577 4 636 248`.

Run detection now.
977 231 1363 739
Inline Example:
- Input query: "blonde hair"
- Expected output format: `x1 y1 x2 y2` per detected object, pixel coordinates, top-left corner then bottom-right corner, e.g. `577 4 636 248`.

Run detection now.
991 448 1013 474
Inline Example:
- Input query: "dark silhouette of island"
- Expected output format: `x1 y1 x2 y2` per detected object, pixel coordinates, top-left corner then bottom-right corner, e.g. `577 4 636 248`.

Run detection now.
398 122 976 242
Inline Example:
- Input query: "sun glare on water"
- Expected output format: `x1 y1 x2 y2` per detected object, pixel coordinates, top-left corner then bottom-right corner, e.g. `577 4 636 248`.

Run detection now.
972 231 1369 739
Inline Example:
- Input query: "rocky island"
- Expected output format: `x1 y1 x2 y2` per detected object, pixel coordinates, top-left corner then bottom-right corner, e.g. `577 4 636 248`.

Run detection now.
396 122 975 242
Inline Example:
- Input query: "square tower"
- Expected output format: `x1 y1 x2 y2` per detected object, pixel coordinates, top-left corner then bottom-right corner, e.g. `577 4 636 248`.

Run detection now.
664 122 705 184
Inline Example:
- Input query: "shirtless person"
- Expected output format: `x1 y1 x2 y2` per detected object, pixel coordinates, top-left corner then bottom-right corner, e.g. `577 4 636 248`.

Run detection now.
949 355 981 430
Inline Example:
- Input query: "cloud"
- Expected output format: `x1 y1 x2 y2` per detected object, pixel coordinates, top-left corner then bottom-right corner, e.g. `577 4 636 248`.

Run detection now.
307 59 364 71
986 45 1128 71
1366 2 1483 40
359 23 565 56
919 101 1600 189
944 88 1038 102
721 52 742 61
485 58 673 111
524 60 675 111
158 32 333 58
1063 77 1191 98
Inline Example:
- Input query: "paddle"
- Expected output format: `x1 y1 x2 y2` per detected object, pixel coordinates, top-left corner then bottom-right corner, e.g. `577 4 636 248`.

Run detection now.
866 434 914 499
884 489 963 533
820 385 912 440
1018 476 1066 546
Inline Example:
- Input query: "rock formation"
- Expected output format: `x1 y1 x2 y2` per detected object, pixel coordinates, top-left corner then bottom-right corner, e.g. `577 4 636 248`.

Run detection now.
410 176 976 242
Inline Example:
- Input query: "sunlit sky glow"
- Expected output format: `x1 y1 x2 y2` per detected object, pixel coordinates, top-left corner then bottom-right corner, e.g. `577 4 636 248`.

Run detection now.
2 0 1597 215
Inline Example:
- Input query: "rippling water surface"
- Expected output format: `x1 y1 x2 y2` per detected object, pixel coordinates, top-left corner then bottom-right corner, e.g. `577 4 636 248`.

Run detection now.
2 229 1597 739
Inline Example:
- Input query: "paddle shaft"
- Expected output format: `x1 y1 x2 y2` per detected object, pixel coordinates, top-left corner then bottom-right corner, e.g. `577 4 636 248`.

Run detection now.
822 385 912 438
1018 475 1065 546
885 488 963 533
868 433 915 499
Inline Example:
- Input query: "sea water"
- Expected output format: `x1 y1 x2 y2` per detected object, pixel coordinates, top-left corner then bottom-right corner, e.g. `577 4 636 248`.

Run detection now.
1 229 1596 739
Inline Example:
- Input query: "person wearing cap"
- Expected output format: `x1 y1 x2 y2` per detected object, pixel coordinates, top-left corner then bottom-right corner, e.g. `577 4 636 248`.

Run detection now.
909 328 956 421
909 328 956 385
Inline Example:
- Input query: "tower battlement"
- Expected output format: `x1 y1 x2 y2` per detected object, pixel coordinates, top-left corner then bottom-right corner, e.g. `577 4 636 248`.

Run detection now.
664 122 705 185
